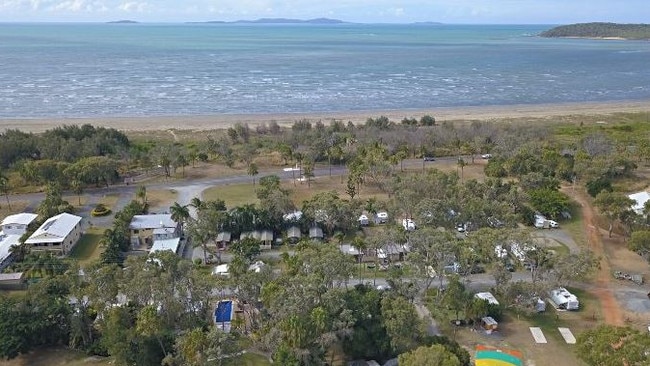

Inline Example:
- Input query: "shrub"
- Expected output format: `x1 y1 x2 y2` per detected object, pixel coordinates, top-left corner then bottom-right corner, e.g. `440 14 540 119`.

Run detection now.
91 203 112 217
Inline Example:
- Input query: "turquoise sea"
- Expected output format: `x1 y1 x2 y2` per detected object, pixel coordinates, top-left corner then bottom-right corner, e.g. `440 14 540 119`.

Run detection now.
0 23 649 118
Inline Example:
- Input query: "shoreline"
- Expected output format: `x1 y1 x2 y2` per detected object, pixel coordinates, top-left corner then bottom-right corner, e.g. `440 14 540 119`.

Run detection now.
2 99 650 133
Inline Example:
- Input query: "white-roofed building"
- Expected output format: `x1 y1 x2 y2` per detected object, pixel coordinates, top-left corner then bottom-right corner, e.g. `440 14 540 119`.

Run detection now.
129 214 180 249
25 213 83 256
1 213 38 235
1 213 38 269
149 237 182 255
629 191 650 215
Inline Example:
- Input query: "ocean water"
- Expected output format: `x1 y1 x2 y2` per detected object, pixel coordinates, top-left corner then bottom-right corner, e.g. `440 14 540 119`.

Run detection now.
0 23 649 118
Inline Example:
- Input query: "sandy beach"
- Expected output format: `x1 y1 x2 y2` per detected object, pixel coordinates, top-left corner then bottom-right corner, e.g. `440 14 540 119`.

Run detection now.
2 99 650 133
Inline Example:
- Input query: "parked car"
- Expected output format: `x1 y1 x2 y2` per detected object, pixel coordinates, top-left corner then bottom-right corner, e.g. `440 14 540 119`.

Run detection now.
481 153 493 159
376 211 389 224
402 218 416 231
423 156 436 161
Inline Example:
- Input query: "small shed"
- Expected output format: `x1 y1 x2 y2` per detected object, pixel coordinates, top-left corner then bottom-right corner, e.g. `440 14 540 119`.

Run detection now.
480 316 498 333
0 272 26 290
309 226 324 240
256 230 274 250
216 231 231 250
287 226 302 243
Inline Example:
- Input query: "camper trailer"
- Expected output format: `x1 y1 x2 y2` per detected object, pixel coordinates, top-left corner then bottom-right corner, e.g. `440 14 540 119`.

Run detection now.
550 288 579 310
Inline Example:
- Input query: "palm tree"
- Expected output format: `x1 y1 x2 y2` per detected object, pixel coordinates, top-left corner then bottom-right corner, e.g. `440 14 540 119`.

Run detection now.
136 185 147 205
457 157 467 183
71 179 83 206
190 197 204 211
170 202 190 235
353 237 368 278
0 172 11 209
247 163 259 186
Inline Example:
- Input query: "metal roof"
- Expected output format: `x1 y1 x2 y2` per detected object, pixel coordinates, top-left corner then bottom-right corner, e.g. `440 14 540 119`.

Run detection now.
129 214 177 230
1 213 38 226
149 238 181 254
25 213 82 244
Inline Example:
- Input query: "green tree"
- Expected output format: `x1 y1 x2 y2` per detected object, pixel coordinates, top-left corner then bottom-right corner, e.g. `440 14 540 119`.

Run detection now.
594 191 634 238
136 185 147 205
230 237 262 262
303 158 315 188
170 202 190 235
381 296 424 355
628 230 650 261
398 344 461 366
70 179 83 206
576 325 650 366
0 170 10 209
247 162 259 186
527 188 570 220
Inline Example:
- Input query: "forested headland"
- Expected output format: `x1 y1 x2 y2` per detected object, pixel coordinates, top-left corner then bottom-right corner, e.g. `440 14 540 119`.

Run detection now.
540 22 650 40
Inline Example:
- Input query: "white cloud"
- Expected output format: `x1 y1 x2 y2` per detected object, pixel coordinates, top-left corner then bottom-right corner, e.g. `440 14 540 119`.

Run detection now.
117 1 148 12
0 0 647 23
50 0 87 11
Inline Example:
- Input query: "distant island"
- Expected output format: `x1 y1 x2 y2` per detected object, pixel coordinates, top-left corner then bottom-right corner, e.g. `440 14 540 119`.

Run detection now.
411 21 444 25
540 22 650 40
107 20 139 24
190 18 346 25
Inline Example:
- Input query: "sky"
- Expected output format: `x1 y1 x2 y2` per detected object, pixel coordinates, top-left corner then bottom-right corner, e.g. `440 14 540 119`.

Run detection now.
0 0 647 23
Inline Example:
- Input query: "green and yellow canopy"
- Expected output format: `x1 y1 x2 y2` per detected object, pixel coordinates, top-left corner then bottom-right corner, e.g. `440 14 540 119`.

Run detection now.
475 345 523 366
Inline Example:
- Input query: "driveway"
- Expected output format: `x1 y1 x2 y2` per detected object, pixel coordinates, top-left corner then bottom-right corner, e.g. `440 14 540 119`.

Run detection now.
534 228 580 254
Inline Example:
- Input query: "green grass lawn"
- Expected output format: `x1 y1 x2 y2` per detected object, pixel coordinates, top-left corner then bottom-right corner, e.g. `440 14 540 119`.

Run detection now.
202 183 259 208
98 193 120 211
70 227 105 267
561 200 587 248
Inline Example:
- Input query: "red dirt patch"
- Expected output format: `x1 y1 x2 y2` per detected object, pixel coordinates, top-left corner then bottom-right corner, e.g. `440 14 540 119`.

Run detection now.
569 187 624 326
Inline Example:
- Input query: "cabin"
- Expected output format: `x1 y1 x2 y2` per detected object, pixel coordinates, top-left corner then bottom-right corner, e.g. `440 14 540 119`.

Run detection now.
25 213 83 256
309 226 324 241
550 287 579 310
0 213 38 270
0 272 26 290
376 243 409 262
216 231 231 250
129 214 180 250
255 230 274 249
480 316 498 333
287 226 302 244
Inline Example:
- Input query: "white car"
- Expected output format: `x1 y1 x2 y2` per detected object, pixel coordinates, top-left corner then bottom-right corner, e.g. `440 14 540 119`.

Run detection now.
376 211 389 224
481 154 493 159
402 218 416 231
